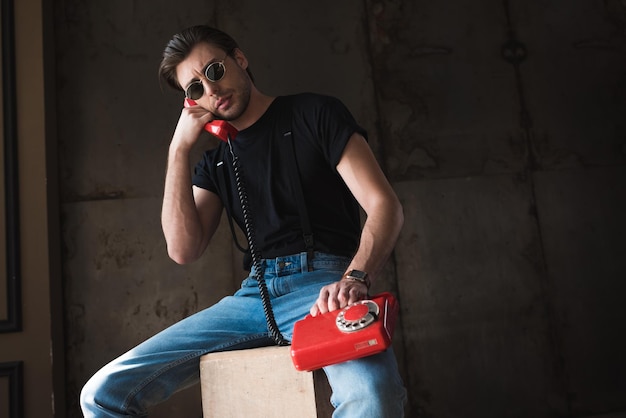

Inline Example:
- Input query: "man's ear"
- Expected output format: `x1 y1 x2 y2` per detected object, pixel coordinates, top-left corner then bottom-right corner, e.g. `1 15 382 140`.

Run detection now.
232 48 249 70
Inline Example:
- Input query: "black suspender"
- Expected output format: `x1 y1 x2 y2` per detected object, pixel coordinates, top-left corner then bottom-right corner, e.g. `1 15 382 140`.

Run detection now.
215 97 315 266
281 131 316 269
215 150 248 254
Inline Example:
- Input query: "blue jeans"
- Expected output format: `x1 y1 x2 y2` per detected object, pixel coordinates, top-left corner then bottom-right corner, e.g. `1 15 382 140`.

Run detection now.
80 252 407 417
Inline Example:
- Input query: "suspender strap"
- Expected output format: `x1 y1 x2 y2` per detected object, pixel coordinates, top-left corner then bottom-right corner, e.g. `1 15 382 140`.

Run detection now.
283 131 315 266
279 98 316 269
215 145 248 254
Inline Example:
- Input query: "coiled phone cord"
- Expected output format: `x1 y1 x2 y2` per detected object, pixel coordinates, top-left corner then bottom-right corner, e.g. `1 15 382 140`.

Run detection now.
227 138 289 346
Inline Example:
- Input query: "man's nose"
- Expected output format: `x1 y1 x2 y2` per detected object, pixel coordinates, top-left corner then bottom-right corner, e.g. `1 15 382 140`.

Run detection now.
202 78 220 97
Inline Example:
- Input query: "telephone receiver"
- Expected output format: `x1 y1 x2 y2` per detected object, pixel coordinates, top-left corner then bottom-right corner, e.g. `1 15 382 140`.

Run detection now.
184 98 238 142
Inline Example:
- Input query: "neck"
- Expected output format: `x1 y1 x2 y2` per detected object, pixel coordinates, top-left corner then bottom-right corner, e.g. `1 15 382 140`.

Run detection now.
231 88 275 131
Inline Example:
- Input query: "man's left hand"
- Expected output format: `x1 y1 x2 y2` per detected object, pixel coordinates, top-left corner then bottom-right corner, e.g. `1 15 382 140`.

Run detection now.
309 279 368 316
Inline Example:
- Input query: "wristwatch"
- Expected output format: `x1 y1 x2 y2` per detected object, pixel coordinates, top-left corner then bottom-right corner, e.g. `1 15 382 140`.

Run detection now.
343 269 371 289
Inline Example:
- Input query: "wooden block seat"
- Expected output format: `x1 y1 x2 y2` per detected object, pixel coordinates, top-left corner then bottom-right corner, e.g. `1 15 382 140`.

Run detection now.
199 346 333 417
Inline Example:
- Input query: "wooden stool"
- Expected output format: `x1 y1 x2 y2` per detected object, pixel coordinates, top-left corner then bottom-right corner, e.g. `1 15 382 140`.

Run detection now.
200 346 333 417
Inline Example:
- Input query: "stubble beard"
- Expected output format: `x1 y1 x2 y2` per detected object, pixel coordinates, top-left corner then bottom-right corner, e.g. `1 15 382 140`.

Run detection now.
214 77 252 122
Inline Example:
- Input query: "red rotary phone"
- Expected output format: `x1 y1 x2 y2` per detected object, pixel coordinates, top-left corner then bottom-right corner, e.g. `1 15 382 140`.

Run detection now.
184 98 238 142
290 292 399 371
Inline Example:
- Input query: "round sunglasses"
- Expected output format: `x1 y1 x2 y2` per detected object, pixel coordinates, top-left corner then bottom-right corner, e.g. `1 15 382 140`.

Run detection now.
184 54 228 100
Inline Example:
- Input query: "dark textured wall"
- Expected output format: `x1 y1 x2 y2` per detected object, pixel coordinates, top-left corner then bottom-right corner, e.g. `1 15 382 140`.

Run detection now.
54 1 626 417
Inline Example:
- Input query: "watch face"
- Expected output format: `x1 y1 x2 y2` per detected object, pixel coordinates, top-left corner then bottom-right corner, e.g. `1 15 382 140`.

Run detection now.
348 269 367 279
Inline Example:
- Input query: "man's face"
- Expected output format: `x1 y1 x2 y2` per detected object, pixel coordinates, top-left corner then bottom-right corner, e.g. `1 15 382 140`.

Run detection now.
175 43 251 121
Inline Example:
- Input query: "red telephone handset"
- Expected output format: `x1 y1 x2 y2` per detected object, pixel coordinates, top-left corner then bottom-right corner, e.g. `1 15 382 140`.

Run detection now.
184 98 238 142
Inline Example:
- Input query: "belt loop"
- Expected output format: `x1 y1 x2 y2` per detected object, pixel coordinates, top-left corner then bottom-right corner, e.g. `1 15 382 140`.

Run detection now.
300 252 308 274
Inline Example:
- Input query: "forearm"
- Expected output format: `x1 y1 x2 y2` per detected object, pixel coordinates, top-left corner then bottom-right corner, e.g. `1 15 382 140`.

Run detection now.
345 195 404 283
161 145 206 264
309 197 403 316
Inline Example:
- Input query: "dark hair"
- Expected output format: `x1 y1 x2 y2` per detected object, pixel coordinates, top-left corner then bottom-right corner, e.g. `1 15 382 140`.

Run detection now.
158 25 254 90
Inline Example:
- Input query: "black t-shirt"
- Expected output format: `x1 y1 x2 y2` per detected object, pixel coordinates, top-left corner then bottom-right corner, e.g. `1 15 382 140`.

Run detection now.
192 93 367 261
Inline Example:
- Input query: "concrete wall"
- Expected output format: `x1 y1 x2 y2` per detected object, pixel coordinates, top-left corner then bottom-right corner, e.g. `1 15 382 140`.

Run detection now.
54 0 626 417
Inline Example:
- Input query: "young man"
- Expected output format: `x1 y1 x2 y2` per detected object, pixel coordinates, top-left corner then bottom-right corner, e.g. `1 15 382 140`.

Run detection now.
80 25 406 417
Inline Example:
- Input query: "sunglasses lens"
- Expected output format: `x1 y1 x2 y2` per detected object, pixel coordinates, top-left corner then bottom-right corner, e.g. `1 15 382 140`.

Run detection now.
205 62 225 82
184 59 226 99
185 82 204 100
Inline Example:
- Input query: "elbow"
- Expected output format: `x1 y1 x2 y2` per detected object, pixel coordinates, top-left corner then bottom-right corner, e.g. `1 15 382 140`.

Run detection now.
162 226 208 265
167 251 193 265
166 244 201 265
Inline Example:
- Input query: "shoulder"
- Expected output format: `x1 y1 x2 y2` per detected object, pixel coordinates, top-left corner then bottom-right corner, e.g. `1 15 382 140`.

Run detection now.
281 93 356 128
283 92 344 110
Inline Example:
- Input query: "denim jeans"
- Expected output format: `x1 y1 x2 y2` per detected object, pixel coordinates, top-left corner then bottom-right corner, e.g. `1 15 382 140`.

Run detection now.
80 252 407 417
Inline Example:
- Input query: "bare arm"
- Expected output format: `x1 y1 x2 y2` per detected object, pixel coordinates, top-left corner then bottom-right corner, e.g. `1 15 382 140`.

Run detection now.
161 103 223 264
310 133 404 315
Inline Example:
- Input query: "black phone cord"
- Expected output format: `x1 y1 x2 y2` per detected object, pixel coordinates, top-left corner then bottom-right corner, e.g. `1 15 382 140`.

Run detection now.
227 138 289 346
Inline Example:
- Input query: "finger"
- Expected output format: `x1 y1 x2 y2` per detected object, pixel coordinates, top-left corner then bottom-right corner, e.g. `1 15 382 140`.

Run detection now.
311 287 330 316
309 303 320 317
335 282 350 302
326 285 344 312
327 296 339 313
321 293 336 314
182 106 213 120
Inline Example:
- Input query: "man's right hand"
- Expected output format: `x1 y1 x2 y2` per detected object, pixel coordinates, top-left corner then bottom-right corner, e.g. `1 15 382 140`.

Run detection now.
170 100 215 152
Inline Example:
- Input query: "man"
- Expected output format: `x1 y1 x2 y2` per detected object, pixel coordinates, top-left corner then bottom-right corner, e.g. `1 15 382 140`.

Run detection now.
81 25 406 417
